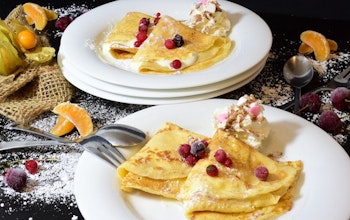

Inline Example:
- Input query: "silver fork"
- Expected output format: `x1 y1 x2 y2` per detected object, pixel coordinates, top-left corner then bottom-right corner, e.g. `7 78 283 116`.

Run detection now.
281 65 350 110
80 135 125 168
3 123 126 168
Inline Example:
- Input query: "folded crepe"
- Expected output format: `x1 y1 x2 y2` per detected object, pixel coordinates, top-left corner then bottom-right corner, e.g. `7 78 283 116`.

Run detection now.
117 122 210 199
177 129 302 219
102 12 155 59
132 15 232 73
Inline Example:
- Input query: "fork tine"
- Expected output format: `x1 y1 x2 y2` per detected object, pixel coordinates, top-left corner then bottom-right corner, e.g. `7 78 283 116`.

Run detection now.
80 135 125 168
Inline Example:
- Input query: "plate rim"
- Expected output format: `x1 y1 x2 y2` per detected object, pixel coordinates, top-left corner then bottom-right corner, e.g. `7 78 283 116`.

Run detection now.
59 0 272 89
74 98 350 220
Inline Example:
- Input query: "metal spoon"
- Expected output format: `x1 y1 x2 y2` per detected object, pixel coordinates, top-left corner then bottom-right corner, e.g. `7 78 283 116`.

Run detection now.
283 55 314 113
1 124 147 151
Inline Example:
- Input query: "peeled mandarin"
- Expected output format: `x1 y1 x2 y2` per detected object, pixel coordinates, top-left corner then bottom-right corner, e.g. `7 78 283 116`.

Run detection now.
299 38 338 55
50 115 75 136
52 102 93 137
23 2 48 30
300 30 330 61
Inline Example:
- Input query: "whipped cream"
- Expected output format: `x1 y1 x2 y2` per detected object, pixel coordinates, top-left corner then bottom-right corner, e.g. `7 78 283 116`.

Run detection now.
213 94 270 149
184 0 231 37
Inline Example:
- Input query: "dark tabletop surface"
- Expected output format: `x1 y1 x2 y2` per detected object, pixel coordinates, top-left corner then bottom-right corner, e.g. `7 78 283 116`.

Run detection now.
0 0 349 219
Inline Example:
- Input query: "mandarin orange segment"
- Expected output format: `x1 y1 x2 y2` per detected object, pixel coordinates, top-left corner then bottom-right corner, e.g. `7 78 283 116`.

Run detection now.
299 38 338 55
44 8 58 21
52 102 94 137
300 30 330 61
23 2 48 30
50 115 75 136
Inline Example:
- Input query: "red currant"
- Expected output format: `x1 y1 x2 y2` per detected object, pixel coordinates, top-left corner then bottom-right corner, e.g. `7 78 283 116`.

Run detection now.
171 59 182 69
255 166 269 181
164 39 176 49
214 149 227 163
25 159 38 174
206 164 219 177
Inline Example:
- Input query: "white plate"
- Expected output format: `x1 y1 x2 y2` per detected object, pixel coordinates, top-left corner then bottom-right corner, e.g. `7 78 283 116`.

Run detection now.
59 0 272 89
61 61 262 105
59 53 267 98
75 99 350 220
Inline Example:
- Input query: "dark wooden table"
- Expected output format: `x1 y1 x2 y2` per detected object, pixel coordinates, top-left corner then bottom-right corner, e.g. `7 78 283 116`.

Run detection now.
1 0 349 219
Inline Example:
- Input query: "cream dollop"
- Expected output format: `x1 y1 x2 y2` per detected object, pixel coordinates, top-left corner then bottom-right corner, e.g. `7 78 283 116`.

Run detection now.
213 94 270 149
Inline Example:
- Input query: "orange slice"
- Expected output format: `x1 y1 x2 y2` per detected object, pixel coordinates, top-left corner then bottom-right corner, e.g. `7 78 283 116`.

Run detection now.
300 30 330 61
23 2 48 30
299 38 338 54
50 115 75 136
52 102 94 137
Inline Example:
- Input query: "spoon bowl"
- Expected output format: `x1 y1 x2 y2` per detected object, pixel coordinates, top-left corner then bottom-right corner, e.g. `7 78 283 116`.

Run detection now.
283 55 314 113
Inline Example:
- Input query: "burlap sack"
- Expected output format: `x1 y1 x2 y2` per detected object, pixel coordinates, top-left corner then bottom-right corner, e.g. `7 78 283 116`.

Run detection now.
0 5 74 124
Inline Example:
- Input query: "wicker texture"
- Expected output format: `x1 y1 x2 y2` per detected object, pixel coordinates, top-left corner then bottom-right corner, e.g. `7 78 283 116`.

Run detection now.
0 5 73 124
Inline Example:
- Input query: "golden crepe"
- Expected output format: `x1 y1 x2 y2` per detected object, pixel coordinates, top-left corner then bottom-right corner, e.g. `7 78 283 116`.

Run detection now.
117 122 210 199
132 15 232 73
102 12 154 59
177 129 302 219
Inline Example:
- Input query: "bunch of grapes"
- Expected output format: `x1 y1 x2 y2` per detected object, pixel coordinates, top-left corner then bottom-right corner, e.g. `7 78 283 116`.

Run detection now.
299 87 350 134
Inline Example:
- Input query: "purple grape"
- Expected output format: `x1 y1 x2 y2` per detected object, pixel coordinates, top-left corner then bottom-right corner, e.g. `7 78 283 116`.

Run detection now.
4 168 27 191
299 93 321 113
318 110 342 134
330 87 350 111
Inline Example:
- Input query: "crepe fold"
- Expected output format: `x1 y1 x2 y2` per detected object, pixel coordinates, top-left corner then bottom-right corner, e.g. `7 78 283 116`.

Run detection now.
132 15 232 73
117 122 210 199
102 12 154 59
177 129 302 219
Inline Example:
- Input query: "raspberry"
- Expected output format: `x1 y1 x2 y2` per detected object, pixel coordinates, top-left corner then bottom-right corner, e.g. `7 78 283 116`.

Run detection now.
4 168 27 191
300 93 321 113
25 160 38 174
214 149 227 163
171 59 182 69
164 39 176 49
255 166 269 181
173 34 184 47
318 110 342 134
178 144 191 158
55 16 73 31
330 87 350 111
185 154 198 166
206 164 219 177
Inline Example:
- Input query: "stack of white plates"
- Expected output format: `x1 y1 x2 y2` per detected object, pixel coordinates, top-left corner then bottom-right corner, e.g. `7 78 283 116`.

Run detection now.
58 0 272 105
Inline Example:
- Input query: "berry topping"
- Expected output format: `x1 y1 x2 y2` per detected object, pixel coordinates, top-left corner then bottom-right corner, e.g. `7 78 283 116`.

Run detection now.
154 12 161 25
255 166 269 181
171 59 182 69
55 16 73 31
318 110 342 134
178 144 191 158
300 93 321 113
190 141 206 156
330 87 350 111
139 17 150 26
185 154 198 166
173 34 184 47
214 149 227 163
136 32 148 43
138 24 148 32
223 157 233 167
134 40 142 47
164 39 176 49
206 164 219 177
4 168 28 191
25 159 38 174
